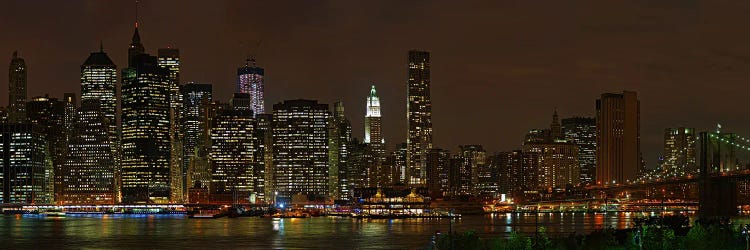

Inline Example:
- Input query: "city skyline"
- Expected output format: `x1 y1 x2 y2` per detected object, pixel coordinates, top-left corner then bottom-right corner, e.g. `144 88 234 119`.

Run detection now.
4 1 750 167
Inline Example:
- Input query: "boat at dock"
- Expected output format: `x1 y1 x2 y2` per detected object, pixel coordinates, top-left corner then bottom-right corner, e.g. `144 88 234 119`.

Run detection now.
41 209 66 217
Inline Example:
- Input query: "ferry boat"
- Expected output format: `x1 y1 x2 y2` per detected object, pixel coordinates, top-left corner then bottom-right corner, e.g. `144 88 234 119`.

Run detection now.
352 189 460 219
41 209 66 217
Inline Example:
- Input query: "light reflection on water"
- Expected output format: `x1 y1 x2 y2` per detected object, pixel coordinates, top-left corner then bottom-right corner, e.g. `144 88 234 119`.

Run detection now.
0 213 675 249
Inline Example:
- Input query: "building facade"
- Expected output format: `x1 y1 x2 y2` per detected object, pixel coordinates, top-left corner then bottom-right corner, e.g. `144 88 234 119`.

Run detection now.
209 95 255 204
364 85 384 155
62 100 115 204
272 100 329 198
0 124 51 204
406 50 432 186
663 127 697 176
596 91 641 185
26 96 66 201
121 53 172 203
562 117 596 185
237 59 265 116
8 51 27 123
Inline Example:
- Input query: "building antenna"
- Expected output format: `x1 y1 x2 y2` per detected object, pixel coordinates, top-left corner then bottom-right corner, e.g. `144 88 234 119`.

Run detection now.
250 39 262 61
135 0 140 28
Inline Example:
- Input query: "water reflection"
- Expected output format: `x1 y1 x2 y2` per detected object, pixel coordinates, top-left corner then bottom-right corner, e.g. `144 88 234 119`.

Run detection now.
0 213 670 249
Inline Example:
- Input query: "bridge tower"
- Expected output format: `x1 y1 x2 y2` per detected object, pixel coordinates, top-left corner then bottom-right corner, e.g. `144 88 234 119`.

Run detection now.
698 131 738 218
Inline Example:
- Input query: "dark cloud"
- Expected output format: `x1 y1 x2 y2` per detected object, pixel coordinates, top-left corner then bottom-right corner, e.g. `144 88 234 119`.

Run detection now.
2 0 750 167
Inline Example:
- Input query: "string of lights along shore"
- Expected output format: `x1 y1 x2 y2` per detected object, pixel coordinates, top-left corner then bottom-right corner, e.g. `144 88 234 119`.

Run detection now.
5 7 734 208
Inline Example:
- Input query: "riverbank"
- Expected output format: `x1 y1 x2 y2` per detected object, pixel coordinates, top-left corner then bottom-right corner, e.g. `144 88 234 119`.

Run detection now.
430 216 750 249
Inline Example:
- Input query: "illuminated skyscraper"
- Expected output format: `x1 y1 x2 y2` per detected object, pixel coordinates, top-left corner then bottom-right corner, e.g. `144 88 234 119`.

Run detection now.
406 50 432 186
328 102 352 200
426 148 450 198
8 51 27 123
62 100 115 204
272 100 329 198
253 114 274 202
209 94 255 203
364 85 384 155
121 52 172 203
26 96 66 201
521 111 580 190
0 124 50 204
663 127 696 176
596 91 641 185
237 58 265 116
81 46 118 177
562 117 596 185
181 83 212 198
158 48 183 202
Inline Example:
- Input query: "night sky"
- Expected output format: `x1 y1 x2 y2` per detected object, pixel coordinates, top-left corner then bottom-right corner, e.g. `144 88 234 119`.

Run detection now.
2 1 750 167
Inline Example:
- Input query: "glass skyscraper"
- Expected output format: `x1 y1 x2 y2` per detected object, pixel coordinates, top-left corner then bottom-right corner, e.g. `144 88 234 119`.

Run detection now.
237 59 265 116
406 50 432 186
121 52 172 203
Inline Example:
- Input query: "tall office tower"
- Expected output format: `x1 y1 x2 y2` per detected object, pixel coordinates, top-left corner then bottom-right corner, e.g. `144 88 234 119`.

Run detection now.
448 154 470 196
157 48 180 85
121 53 172 203
456 145 490 196
0 124 50 204
62 100 115 204
63 93 77 139
386 143 408 185
328 102 352 200
8 51 27 123
253 114 273 202
237 58 265 116
596 91 641 185
272 100 329 198
81 46 118 141
209 95 255 204
426 148 450 198
562 117 597 185
495 151 525 195
522 143 578 190
181 83 212 197
406 50 432 186
81 48 118 191
26 96 66 201
364 85 384 155
348 139 378 191
157 48 183 202
522 111 580 190
663 127 697 176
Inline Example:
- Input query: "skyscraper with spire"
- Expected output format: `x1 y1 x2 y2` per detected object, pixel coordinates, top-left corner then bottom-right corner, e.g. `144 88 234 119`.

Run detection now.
237 58 265 116
406 50 432 186
8 51 27 123
364 85 384 155
128 15 145 67
120 17 172 203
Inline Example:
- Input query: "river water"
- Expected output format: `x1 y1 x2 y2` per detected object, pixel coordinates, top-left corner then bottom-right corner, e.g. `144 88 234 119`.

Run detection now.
0 212 647 249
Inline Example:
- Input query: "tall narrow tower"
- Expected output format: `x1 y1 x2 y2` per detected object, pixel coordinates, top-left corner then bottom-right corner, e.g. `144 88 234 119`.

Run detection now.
406 50 432 186
8 51 27 123
81 45 118 149
237 58 265 116
364 85 384 155
596 91 641 185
